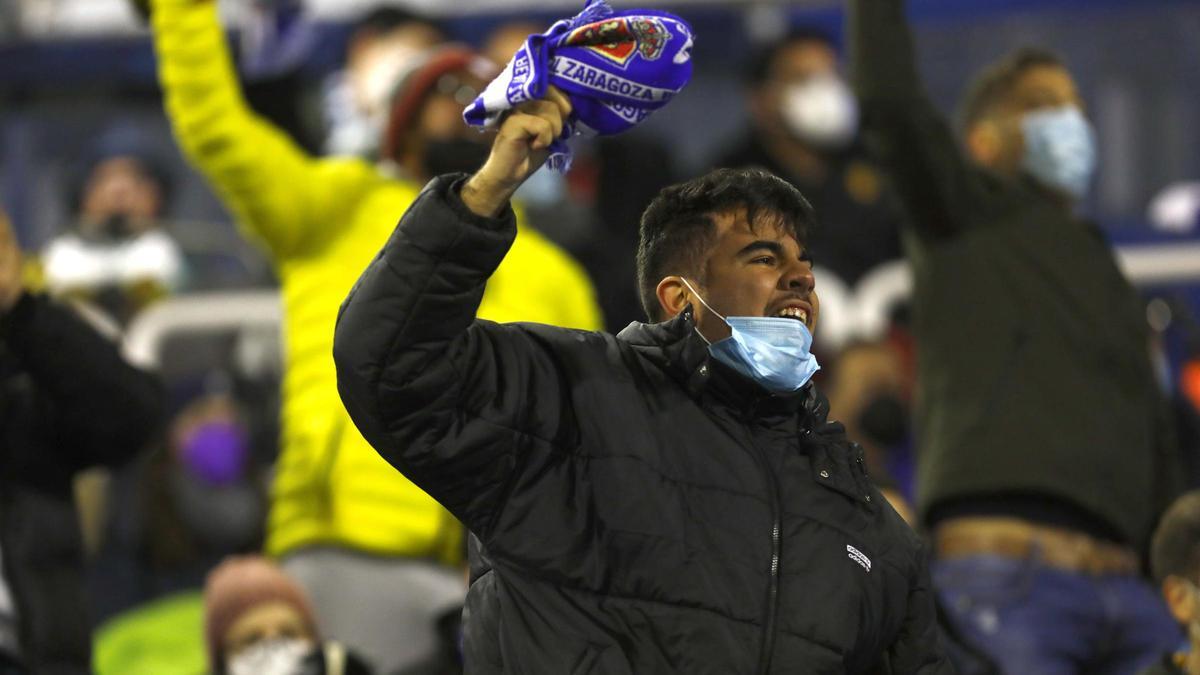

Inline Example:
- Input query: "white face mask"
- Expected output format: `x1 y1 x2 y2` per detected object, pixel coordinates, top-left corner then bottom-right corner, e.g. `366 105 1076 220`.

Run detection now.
780 74 859 149
227 638 313 675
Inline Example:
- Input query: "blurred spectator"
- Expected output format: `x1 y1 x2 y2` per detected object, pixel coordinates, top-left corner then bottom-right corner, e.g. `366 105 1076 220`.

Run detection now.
89 384 274 675
323 7 445 157
378 45 498 182
1150 296 1200 491
42 127 185 325
1143 490 1200 675
148 0 601 670
89 389 268 624
850 0 1184 672
204 556 371 675
0 205 164 674
824 339 915 523
716 27 903 288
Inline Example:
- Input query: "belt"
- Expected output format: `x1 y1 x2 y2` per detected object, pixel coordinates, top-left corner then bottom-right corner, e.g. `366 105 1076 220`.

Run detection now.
934 517 1140 576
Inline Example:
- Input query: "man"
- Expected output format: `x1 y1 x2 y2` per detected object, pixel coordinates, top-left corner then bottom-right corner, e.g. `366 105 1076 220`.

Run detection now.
334 88 950 672
202 555 372 675
716 27 902 288
42 127 185 324
849 0 1182 672
0 206 163 674
149 0 602 670
1140 490 1200 675
323 7 445 158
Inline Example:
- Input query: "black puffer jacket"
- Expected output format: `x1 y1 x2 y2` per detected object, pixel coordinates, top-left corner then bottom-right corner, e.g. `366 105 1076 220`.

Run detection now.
334 176 950 674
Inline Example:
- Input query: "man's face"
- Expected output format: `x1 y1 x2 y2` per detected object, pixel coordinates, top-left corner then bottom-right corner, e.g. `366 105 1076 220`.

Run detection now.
348 24 444 117
404 69 493 180
753 40 839 133
688 209 819 343
969 65 1085 173
80 156 162 231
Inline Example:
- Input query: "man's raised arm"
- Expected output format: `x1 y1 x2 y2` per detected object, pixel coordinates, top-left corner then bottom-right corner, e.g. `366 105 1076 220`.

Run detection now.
334 91 578 538
848 0 986 239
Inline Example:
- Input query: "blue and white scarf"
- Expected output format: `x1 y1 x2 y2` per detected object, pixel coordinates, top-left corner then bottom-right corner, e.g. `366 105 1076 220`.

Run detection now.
464 0 694 171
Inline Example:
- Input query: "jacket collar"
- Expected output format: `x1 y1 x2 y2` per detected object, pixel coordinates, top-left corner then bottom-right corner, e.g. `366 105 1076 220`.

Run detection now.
617 308 829 428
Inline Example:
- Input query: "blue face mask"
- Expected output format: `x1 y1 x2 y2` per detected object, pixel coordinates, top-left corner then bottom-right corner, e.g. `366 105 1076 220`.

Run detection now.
681 279 820 393
1020 106 1097 200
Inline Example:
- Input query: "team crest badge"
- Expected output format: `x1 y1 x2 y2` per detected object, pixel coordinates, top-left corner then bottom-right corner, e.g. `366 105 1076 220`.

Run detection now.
564 16 673 68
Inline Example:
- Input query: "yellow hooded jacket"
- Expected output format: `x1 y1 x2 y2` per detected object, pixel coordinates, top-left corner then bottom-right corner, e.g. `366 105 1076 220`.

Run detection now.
151 0 602 561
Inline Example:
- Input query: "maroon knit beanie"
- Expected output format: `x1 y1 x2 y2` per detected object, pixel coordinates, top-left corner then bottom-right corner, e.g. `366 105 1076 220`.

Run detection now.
203 555 319 672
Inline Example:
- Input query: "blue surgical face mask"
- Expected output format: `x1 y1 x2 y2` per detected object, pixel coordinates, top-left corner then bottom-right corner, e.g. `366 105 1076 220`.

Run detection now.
1020 106 1097 201
680 279 820 393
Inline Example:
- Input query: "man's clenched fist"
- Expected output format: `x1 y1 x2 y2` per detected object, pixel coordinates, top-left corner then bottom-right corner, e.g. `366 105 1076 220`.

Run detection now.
461 87 573 217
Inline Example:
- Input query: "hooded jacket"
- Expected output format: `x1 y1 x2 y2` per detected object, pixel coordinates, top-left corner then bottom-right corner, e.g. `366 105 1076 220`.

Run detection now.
334 176 950 674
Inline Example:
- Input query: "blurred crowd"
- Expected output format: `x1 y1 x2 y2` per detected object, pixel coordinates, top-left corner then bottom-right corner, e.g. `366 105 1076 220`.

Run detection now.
0 0 1199 674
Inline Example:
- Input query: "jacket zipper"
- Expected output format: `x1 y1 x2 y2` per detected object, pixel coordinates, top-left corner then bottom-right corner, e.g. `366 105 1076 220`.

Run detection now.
740 421 783 675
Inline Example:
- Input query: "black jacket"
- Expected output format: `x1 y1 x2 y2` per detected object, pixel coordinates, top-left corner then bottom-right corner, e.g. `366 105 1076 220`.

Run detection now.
848 0 1181 546
0 293 163 673
334 176 950 674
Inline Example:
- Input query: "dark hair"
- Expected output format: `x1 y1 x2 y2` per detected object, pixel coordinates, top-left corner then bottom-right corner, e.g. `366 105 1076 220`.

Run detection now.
1151 490 1200 584
353 6 443 39
70 126 174 215
958 47 1064 131
747 26 839 87
636 168 814 321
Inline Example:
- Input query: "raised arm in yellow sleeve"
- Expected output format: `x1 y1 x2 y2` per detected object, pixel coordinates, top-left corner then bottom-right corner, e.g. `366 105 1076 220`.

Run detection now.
150 0 381 259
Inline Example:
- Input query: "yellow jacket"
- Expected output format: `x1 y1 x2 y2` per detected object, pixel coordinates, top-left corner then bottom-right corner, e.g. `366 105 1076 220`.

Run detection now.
151 0 602 561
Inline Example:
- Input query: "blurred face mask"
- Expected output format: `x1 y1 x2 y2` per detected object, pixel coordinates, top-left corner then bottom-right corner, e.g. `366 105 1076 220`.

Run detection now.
1020 106 1097 200
857 392 910 447
681 278 820 393
227 638 312 675
780 74 859 150
171 419 262 551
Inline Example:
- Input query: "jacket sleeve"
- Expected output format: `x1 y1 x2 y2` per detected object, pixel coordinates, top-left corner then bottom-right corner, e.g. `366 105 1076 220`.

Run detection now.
876 542 955 674
334 176 581 539
848 0 992 240
150 0 380 259
1 293 165 472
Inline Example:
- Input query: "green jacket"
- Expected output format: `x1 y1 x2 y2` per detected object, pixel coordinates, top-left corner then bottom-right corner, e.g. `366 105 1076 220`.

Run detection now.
848 0 1180 547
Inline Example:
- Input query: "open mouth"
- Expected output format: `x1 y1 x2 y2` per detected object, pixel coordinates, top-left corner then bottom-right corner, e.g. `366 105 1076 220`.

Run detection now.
774 306 809 323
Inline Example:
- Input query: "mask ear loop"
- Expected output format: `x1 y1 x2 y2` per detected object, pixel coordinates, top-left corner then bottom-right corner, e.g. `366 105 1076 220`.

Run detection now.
679 277 727 346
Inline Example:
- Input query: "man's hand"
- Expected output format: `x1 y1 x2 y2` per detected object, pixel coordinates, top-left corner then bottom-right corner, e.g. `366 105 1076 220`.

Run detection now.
461 87 573 217
0 209 25 314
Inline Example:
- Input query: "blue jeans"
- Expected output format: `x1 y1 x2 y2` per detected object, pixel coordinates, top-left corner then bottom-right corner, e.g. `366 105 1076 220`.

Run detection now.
935 554 1183 675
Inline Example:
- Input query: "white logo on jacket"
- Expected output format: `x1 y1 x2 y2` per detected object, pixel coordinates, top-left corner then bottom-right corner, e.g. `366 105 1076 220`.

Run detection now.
847 544 871 572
